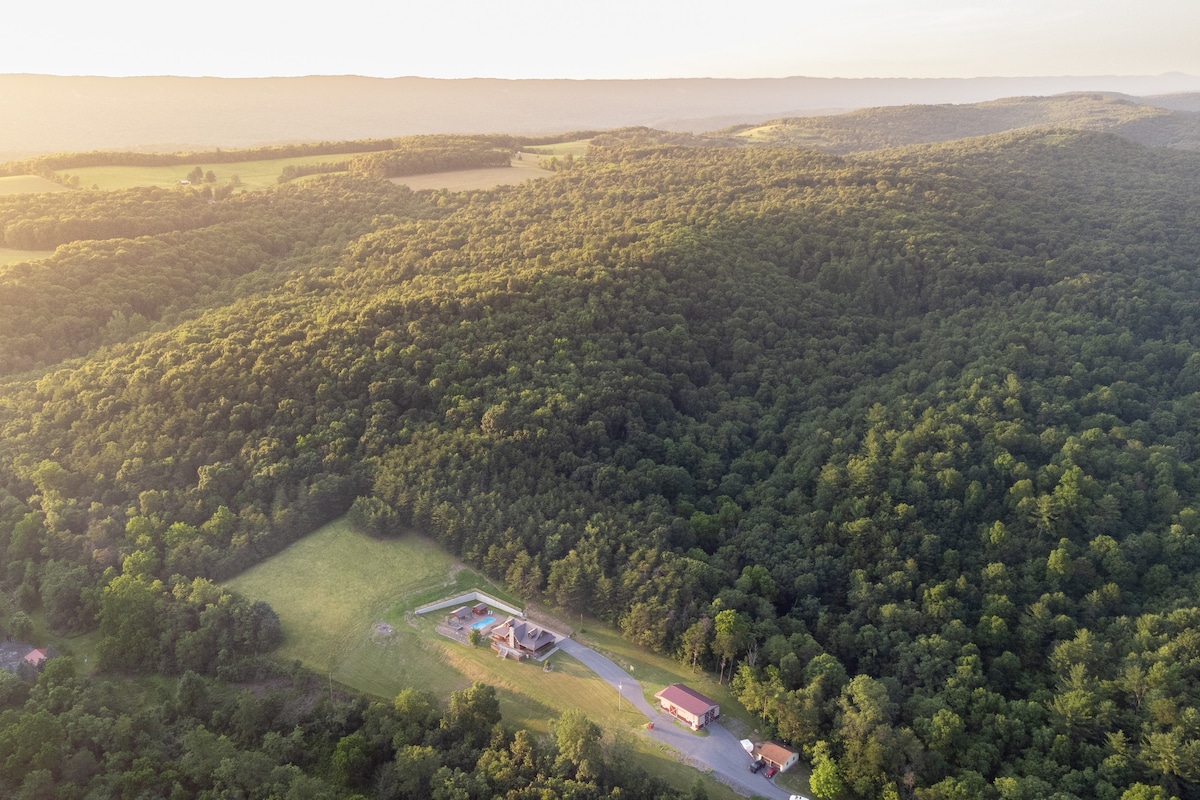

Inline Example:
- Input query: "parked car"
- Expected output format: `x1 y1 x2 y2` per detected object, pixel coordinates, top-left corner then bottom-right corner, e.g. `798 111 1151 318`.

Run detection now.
765 766 778 779
789 795 812 800
748 759 765 773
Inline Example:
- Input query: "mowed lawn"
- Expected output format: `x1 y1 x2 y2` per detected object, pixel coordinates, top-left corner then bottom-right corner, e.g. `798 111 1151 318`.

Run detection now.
224 518 460 672
225 516 742 800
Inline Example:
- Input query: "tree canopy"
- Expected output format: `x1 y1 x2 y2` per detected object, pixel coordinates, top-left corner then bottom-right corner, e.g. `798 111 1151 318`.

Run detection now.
2 127 1200 798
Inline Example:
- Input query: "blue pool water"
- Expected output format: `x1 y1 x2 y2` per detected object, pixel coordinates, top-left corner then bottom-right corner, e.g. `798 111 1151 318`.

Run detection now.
470 616 496 630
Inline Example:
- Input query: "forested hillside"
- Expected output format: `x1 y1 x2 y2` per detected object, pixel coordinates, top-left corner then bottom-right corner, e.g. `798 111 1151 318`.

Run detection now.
0 663 677 799
733 92 1200 153
2 127 1200 799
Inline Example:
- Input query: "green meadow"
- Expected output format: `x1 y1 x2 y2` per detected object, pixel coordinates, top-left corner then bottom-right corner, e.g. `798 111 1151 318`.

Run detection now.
0 175 66 195
57 149 568 193
58 152 365 191
0 249 52 268
6 141 585 195
391 154 553 192
225 517 742 800
526 139 593 157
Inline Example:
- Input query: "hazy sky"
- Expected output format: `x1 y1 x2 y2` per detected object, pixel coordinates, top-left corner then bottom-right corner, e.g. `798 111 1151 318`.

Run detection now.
7 0 1198 79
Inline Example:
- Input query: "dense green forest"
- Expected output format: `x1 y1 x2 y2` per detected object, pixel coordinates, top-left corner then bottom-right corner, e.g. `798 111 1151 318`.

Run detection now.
0 662 685 800
2 125 1200 799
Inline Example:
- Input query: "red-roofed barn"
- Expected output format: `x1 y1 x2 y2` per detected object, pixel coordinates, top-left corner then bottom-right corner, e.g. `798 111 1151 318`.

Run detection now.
654 683 719 729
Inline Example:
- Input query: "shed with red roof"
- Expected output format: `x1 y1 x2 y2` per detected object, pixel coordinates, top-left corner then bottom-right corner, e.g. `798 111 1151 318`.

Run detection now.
654 683 719 730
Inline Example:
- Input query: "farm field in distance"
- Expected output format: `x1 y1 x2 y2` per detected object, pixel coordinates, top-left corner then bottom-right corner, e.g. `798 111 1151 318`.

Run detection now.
53 152 373 191
385 140 590 191
47 143 584 192
224 516 743 800
391 153 552 191
0 175 66 195
0 248 52 267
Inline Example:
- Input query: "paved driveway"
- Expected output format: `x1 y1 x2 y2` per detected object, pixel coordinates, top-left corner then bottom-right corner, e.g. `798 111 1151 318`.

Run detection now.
556 639 795 800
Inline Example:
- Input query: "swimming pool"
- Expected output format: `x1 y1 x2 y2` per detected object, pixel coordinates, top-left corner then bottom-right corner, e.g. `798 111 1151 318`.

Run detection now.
470 616 496 630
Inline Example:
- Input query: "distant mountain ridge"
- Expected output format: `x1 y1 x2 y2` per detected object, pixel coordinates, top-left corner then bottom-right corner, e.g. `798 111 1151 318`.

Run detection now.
730 92 1200 152
3 72 1200 160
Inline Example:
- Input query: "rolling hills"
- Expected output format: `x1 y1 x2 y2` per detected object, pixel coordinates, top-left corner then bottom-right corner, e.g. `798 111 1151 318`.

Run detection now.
731 91 1200 152
3 72 1200 161
2 120 1200 798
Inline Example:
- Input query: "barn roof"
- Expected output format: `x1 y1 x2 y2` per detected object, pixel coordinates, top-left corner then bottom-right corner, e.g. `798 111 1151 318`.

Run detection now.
654 683 718 715
755 741 796 765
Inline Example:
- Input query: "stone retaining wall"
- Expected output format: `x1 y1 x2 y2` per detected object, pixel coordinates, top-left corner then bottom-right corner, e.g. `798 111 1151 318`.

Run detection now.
414 590 523 619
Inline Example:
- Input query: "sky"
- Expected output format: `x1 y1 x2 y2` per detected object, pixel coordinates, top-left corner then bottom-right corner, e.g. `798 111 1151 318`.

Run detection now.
6 0 1199 80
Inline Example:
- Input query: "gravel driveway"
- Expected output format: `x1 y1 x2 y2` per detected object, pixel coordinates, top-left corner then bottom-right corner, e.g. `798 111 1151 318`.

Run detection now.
556 638 795 800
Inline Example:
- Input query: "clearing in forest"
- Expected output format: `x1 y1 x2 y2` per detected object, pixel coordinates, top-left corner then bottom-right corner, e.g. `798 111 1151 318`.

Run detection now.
225 516 743 800
390 154 552 191
57 152 371 191
0 175 67 195
0 249 52 268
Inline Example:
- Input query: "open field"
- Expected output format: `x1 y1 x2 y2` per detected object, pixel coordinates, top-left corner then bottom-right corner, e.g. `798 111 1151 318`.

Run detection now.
527 139 593 157
224 518 465 666
389 154 553 191
735 123 830 148
58 152 367 191
0 175 66 195
53 152 554 193
225 516 743 800
0 248 52 268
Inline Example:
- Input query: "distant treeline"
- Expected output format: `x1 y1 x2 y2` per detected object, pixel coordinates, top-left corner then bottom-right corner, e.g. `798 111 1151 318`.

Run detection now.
0 138 410 177
0 131 600 178
280 140 518 184
350 146 512 179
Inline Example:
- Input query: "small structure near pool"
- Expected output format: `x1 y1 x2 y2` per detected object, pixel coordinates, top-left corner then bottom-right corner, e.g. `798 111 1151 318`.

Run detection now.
22 648 48 669
654 683 720 730
472 602 489 615
414 590 523 620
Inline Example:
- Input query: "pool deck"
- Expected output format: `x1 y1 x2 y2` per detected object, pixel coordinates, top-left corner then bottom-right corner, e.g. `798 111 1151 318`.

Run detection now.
432 616 566 662
0 640 35 673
